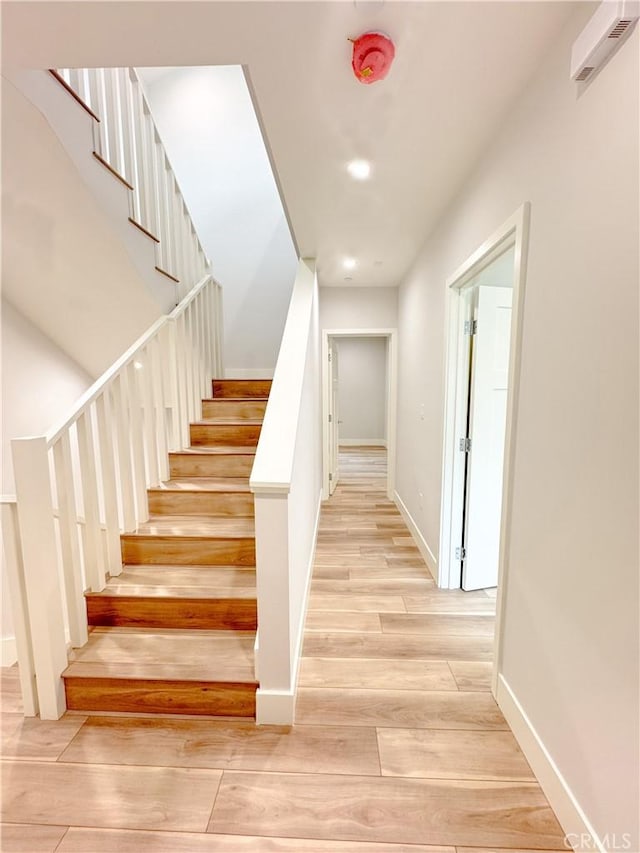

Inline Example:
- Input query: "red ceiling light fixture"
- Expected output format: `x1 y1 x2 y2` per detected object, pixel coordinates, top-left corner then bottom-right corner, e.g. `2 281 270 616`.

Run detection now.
349 31 395 84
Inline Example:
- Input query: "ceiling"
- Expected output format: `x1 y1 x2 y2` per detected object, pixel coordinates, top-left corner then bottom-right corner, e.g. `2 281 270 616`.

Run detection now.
2 1 580 288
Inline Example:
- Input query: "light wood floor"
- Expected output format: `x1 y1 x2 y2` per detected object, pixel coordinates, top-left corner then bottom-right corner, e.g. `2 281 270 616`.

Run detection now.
0 448 567 852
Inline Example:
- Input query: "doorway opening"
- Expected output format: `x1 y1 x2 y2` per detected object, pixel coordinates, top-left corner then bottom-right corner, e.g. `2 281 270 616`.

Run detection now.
438 205 530 691
321 329 397 501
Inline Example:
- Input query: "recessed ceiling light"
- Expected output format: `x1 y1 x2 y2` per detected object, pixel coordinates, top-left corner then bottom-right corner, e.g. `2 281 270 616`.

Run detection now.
347 159 371 180
343 257 357 270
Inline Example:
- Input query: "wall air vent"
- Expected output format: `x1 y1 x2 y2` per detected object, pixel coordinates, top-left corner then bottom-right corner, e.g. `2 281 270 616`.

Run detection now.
608 18 632 36
570 0 639 83
575 66 594 81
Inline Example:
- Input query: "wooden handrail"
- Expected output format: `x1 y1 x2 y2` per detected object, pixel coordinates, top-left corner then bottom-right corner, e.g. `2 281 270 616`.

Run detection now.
48 69 101 122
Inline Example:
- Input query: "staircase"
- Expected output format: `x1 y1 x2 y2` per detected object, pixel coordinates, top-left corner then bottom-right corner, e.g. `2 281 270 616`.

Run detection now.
61 379 270 719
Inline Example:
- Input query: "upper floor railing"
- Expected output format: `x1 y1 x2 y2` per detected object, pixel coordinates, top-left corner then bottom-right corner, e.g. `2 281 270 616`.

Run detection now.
52 67 209 299
5 275 223 719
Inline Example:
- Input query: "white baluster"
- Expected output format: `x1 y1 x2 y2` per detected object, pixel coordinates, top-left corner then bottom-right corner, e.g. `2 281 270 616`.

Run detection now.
129 75 146 226
139 347 160 488
78 69 92 115
126 362 149 523
95 69 111 165
12 437 68 719
76 410 106 592
95 391 123 576
112 373 137 532
1 501 38 716
185 304 198 423
52 434 88 647
149 335 170 480
119 68 136 195
175 315 191 447
166 321 187 450
214 283 224 377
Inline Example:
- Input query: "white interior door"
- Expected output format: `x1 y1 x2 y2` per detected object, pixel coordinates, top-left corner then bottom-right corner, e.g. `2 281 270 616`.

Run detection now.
328 340 340 495
462 285 513 590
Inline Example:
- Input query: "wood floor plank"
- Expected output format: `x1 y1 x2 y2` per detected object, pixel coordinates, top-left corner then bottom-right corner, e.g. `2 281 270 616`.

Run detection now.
57 827 455 852
298 658 458 690
380 614 495 638
208 771 565 849
302 632 493 661
0 760 222 831
307 595 406 613
0 823 68 852
296 688 508 729
311 579 435 595
350 564 432 579
59 717 380 776
311 566 350 580
377 729 535 781
404 593 496 615
448 662 494 692
456 848 567 853
304 612 381 633
1 713 87 760
1 669 23 714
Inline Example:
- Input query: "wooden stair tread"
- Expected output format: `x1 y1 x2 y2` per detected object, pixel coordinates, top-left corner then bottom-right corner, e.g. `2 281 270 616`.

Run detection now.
150 478 251 493
67 627 256 674
131 515 255 537
173 447 256 456
193 418 264 426
90 584 256 600
108 566 256 586
63 661 257 685
202 397 268 403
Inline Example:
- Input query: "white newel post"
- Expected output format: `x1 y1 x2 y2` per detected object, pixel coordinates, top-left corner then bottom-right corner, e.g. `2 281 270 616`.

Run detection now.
1 500 38 716
12 437 68 719
253 489 294 724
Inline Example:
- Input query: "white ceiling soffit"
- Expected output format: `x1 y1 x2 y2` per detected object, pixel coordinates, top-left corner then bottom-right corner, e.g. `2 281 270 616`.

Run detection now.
2 1 577 288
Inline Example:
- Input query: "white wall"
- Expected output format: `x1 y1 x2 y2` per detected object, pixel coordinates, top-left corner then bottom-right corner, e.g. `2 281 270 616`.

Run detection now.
1 299 93 663
395 9 638 848
336 337 387 444
1 77 162 378
138 66 298 375
320 286 397 330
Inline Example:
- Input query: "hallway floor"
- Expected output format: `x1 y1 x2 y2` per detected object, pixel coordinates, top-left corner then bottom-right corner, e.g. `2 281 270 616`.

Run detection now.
0 448 566 852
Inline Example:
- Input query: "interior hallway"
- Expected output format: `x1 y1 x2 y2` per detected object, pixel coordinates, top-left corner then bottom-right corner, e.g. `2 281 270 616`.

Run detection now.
0 448 566 851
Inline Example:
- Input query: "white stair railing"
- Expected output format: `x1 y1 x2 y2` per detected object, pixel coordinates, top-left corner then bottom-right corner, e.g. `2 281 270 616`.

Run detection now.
9 275 223 719
52 67 209 299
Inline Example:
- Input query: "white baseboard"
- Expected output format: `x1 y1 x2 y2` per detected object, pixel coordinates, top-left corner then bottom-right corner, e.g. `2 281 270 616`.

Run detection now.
1 636 17 667
339 439 387 447
393 490 438 578
224 368 274 379
496 674 602 852
256 489 322 726
255 688 295 724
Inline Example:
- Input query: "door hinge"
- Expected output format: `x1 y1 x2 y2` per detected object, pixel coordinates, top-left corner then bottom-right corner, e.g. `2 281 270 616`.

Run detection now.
464 319 477 336
459 437 471 452
455 546 466 560
328 352 332 362
329 413 333 423
329 472 333 481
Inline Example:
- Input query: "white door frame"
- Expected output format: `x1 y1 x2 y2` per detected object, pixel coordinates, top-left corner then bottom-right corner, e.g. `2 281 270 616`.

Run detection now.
437 203 530 696
321 328 398 501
